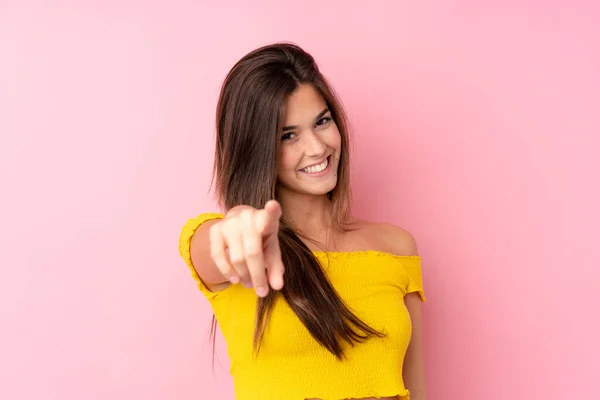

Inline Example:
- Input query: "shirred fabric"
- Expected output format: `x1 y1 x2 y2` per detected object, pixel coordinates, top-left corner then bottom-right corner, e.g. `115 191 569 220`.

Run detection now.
179 213 426 400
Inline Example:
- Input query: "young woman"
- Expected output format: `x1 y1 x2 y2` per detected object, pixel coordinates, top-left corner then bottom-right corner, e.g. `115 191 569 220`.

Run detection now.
178 42 427 400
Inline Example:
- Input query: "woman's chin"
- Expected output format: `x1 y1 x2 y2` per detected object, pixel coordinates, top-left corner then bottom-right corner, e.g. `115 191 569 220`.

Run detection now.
300 180 338 196
277 175 338 198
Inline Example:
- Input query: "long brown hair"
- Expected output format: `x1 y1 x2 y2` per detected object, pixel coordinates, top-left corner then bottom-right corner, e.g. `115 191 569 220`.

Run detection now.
211 42 383 359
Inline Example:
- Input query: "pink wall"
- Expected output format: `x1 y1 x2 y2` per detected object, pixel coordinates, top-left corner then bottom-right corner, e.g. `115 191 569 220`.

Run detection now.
1 1 598 399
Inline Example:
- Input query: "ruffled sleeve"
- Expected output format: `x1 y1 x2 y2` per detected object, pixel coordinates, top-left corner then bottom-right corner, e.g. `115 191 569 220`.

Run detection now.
403 257 426 302
178 212 224 298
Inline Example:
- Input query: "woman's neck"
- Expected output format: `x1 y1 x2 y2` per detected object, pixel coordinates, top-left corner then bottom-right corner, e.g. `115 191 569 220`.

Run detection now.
277 193 334 240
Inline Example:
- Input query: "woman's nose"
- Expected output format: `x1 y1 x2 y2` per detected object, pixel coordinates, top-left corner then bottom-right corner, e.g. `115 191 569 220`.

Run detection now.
303 130 327 156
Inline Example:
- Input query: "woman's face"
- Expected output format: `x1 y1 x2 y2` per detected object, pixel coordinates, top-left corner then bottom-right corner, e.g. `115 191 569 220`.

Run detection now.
276 84 342 198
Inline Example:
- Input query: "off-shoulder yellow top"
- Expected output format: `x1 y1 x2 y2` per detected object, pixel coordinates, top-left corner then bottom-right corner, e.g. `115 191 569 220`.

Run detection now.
178 213 426 400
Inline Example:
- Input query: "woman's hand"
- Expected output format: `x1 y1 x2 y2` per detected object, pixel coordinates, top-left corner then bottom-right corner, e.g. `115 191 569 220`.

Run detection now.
209 200 284 297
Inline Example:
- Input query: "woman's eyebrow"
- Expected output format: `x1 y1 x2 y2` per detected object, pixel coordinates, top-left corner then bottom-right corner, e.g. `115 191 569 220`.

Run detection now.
282 108 330 131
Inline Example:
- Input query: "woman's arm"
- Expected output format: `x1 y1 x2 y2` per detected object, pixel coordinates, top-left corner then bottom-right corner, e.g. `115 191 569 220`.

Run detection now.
403 292 426 400
376 222 427 399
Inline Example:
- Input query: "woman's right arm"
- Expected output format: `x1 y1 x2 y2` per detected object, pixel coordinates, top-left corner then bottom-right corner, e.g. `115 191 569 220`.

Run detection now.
189 218 231 292
187 200 285 297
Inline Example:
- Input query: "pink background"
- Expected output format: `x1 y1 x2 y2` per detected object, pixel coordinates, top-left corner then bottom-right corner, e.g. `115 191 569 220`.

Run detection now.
1 1 599 399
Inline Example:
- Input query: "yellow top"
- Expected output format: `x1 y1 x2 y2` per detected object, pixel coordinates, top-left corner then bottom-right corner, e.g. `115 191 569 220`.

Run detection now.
178 213 426 400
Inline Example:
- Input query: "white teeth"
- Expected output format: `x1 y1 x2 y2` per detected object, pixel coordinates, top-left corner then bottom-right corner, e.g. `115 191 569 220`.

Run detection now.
302 158 328 174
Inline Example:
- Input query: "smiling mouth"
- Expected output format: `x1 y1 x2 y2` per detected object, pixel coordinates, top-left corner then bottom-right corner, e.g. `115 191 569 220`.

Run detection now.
299 155 331 174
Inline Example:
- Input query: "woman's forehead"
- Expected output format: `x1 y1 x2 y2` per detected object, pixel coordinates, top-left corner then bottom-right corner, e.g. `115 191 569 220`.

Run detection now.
283 84 327 126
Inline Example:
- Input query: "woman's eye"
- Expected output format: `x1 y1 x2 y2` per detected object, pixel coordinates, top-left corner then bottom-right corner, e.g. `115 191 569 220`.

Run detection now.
316 117 332 127
281 132 295 141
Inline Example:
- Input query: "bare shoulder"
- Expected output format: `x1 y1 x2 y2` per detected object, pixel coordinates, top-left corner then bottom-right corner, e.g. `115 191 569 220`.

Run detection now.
352 218 419 256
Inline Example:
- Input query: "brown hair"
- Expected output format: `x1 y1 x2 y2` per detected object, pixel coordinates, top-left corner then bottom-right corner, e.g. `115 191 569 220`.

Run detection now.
211 42 383 359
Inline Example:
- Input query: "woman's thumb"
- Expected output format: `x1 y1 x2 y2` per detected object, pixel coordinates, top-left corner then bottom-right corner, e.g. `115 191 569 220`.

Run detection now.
256 200 281 234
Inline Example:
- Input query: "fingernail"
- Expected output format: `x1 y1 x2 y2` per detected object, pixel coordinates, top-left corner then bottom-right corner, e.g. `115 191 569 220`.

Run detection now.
229 276 239 284
243 281 253 289
256 286 268 297
274 277 284 289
